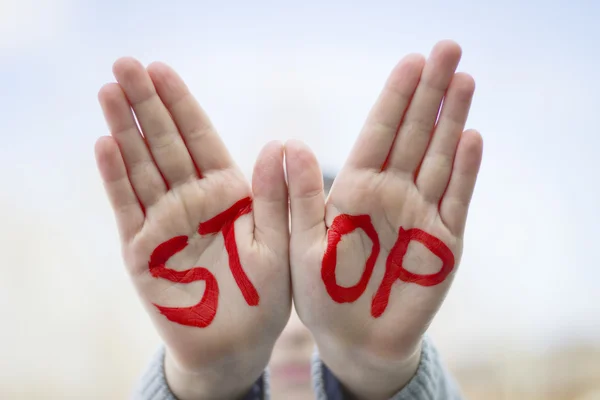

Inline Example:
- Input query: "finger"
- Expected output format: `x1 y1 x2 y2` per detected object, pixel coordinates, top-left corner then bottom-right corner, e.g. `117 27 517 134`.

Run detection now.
147 62 234 175
252 141 289 258
98 82 166 207
345 54 425 170
416 72 475 203
112 57 197 186
94 136 144 242
285 140 327 238
386 40 462 173
439 129 483 236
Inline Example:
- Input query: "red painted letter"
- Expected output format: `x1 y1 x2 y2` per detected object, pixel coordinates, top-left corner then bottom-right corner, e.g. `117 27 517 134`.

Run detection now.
198 196 259 306
149 236 219 328
321 214 380 303
148 197 259 328
371 227 455 318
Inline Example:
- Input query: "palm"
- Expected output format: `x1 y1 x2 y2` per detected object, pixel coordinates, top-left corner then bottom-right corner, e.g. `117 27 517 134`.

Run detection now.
126 171 275 363
287 41 483 371
322 168 462 358
94 59 290 375
129 170 250 276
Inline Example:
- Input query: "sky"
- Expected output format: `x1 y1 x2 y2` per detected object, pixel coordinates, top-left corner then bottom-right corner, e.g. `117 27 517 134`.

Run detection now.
0 0 599 395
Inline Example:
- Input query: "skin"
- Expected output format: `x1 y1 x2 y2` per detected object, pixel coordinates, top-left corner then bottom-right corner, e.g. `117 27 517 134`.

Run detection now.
95 39 482 399
95 60 291 399
286 40 483 400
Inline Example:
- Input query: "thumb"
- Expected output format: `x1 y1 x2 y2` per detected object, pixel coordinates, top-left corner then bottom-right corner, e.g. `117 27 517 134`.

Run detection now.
252 141 289 256
284 139 327 240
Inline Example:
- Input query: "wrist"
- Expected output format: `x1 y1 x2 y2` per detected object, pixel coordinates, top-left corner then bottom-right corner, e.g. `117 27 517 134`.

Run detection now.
316 335 422 400
164 347 269 400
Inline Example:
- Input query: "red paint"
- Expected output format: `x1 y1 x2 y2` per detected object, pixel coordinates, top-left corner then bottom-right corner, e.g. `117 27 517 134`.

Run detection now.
149 236 219 327
148 197 258 328
321 214 380 303
371 227 455 317
198 196 258 306
320 214 455 318
195 164 203 180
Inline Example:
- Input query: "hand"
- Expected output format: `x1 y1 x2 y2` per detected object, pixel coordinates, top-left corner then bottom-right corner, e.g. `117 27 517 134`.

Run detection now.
286 40 483 400
94 58 290 400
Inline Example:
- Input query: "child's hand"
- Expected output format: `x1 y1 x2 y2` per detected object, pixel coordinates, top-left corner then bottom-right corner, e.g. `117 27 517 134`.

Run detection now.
286 41 483 400
94 59 290 400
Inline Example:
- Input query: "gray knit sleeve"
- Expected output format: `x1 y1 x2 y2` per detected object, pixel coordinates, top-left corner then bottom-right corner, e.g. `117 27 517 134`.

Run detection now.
311 335 463 400
132 347 270 400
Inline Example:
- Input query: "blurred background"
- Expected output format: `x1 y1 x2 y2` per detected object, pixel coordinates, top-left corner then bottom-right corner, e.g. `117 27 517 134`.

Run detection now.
1 0 599 398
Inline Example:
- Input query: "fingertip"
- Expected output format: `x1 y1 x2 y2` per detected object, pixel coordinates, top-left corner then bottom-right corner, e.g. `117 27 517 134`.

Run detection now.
433 39 463 59
400 53 427 69
465 128 482 141
146 61 192 109
284 140 320 180
94 135 116 159
388 53 426 87
95 135 144 240
284 140 326 235
284 139 316 167
146 61 175 83
454 129 483 179
427 40 463 77
284 138 307 153
97 82 124 106
256 140 285 171
452 72 476 99
97 82 114 101
261 139 285 157
146 60 170 73
284 140 323 197
463 129 483 155
252 140 289 250
254 140 285 193
112 56 144 78
112 57 155 104
440 128 483 235
94 136 123 182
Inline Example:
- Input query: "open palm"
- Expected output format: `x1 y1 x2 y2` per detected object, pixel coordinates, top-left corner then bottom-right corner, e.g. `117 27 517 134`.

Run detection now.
286 41 483 399
94 59 290 398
